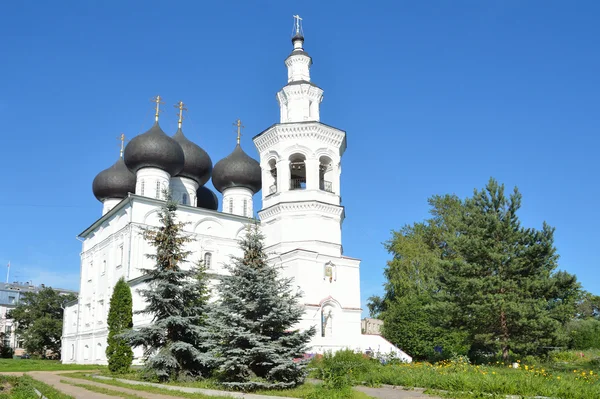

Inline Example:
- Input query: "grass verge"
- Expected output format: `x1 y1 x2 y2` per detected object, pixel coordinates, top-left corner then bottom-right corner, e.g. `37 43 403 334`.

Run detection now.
0 358 105 372
0 374 75 399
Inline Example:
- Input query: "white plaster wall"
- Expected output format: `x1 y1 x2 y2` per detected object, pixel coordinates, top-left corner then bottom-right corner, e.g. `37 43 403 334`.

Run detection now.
135 168 170 199
221 187 254 217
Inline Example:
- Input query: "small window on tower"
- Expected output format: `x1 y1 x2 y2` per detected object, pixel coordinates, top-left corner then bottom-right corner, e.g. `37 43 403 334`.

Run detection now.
140 180 145 196
182 193 188 205
204 252 212 268
228 199 233 213
117 244 124 268
155 181 160 199
243 199 248 217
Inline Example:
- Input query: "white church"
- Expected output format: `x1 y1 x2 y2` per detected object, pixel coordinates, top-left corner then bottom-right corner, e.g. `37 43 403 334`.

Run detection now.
61 19 410 365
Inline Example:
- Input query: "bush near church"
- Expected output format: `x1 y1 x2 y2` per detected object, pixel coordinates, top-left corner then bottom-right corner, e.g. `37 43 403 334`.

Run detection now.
106 277 133 373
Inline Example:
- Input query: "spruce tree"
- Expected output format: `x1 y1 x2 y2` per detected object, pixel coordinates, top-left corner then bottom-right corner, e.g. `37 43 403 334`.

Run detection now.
123 193 211 381
209 223 315 391
106 277 133 373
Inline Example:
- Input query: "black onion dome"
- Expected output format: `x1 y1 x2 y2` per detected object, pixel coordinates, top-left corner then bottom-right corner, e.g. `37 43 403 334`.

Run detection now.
291 32 304 43
196 186 218 211
92 157 136 202
172 128 212 185
212 144 261 194
123 123 185 175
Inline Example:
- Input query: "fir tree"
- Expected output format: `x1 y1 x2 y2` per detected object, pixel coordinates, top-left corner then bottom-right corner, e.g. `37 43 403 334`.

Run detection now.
123 193 211 381
106 277 133 373
209 223 315 391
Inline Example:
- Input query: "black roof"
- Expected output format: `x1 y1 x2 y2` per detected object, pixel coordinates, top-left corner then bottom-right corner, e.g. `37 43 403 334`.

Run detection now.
92 157 136 202
212 144 261 194
172 128 213 185
123 123 185 176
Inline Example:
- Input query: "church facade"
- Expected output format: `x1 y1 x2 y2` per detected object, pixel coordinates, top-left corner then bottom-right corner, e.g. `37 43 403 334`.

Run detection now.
61 23 410 364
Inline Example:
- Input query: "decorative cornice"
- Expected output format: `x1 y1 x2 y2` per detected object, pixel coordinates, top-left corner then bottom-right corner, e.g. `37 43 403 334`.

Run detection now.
253 122 346 155
258 200 344 221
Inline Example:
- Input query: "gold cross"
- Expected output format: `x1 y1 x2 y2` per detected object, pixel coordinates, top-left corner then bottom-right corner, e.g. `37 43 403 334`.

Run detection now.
151 95 165 122
118 133 126 158
234 119 244 144
174 101 187 129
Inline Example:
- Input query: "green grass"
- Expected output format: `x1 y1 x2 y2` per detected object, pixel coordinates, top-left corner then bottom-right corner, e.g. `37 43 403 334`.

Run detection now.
0 358 105 372
310 350 600 399
62 372 373 399
0 375 75 399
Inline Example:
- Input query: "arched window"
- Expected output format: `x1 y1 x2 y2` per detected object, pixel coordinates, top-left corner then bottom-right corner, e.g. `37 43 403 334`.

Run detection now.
96 343 102 360
140 180 145 196
182 193 188 205
267 159 277 195
204 252 212 268
289 154 306 190
321 305 334 338
319 156 334 193
70 344 75 360
243 199 248 217
84 345 90 360
155 180 160 199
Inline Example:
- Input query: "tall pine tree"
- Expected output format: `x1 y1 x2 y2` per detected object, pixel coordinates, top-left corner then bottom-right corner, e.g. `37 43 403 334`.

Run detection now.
106 277 133 373
442 178 579 361
209 223 315 391
124 194 211 381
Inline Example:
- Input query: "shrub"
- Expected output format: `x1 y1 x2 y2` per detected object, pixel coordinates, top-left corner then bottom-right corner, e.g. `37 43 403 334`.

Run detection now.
567 319 600 350
312 349 377 389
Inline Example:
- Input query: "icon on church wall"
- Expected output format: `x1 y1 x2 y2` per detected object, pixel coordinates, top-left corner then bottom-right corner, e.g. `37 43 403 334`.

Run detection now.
324 262 336 282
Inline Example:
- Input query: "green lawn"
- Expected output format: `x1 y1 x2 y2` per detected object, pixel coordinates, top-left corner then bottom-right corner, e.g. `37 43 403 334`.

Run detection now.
0 358 105 372
309 349 600 399
0 374 75 399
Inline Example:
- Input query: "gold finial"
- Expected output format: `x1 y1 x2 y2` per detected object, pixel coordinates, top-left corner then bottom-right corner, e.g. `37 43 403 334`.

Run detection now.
151 95 165 122
174 101 187 129
234 118 244 145
119 133 126 158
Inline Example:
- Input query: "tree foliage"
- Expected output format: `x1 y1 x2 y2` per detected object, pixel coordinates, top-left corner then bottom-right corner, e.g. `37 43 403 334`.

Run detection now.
208 223 315 390
370 178 582 362
106 277 133 373
123 194 211 381
8 287 76 358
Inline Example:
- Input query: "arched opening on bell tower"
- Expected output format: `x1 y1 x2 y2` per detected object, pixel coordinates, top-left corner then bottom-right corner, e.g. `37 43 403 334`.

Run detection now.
267 158 277 195
319 156 334 193
289 153 306 190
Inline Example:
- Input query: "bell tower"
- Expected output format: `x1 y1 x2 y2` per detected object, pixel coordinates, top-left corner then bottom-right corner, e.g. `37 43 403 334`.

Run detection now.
254 17 347 258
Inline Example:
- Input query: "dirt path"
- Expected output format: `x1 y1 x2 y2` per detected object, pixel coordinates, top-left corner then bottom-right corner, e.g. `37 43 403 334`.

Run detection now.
2 371 443 399
354 385 441 399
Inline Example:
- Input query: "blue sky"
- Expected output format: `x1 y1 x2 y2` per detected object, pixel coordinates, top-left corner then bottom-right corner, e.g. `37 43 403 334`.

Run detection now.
1 1 598 314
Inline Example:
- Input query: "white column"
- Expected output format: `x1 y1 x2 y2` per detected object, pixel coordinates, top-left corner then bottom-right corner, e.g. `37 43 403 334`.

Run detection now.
277 159 291 192
305 159 319 190
135 168 171 199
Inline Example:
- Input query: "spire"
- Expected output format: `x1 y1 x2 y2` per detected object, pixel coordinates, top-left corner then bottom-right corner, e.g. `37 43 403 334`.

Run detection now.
234 119 244 145
152 95 164 123
175 101 187 129
292 14 305 49
119 133 126 158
